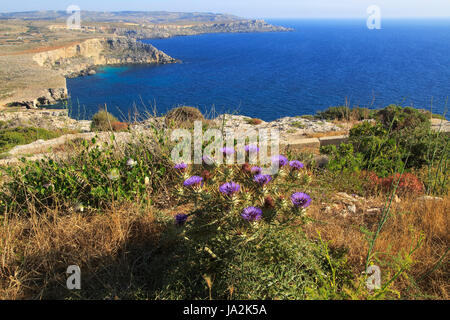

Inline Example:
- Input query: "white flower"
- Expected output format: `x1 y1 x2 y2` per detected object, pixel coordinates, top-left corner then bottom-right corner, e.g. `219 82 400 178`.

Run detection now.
126 158 137 167
108 168 120 181
74 202 84 212
144 176 150 185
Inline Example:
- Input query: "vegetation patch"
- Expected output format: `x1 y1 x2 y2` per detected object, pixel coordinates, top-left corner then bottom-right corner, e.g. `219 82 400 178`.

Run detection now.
90 109 120 132
0 126 65 153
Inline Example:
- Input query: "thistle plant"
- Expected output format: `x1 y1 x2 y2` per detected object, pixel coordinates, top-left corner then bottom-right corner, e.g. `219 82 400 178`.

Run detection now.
171 147 314 281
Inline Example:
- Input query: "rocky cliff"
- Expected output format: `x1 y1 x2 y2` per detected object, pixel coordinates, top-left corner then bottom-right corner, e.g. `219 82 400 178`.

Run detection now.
0 37 177 108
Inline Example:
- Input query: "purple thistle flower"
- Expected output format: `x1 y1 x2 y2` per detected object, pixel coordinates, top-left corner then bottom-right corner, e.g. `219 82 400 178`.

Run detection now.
241 207 263 222
251 166 262 175
271 155 288 166
175 214 188 225
174 162 188 171
220 147 235 156
254 174 272 186
244 144 260 153
219 181 241 196
183 176 203 188
289 160 304 170
291 192 312 208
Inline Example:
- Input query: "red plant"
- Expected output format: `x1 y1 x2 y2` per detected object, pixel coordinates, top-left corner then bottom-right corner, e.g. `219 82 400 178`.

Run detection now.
361 171 424 195
380 173 424 195
111 121 129 132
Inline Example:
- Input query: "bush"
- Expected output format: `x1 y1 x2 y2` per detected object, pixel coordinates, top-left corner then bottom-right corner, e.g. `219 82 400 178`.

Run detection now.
0 134 176 214
322 108 449 180
348 122 405 177
316 106 374 121
165 106 204 126
375 105 429 130
379 172 424 195
321 143 364 173
90 110 119 131
151 154 354 299
246 118 263 125
317 106 350 120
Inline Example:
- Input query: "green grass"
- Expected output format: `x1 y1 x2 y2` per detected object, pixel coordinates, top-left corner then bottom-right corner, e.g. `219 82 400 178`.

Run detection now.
0 126 65 154
291 121 306 129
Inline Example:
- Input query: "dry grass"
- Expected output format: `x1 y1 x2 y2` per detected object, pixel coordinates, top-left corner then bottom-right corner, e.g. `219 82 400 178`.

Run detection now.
0 204 163 300
304 194 450 299
306 130 349 139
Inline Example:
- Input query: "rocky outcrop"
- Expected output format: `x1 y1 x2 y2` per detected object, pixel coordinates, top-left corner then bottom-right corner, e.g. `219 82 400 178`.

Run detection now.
0 109 91 132
0 37 177 109
33 37 177 78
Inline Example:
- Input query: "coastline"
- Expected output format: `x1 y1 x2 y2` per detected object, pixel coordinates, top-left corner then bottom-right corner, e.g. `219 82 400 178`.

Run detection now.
0 19 290 110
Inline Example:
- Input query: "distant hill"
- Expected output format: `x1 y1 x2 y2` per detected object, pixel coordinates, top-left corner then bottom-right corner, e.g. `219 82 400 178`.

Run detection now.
0 10 241 24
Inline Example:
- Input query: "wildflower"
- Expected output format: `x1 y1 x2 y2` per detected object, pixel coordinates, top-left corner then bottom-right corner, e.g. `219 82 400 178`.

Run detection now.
174 162 188 171
264 195 275 209
220 147 235 156
183 176 203 188
175 214 188 226
126 158 137 168
251 166 262 175
241 207 263 222
289 160 304 170
107 168 120 181
291 192 312 208
254 174 272 186
74 202 84 212
144 176 150 185
271 155 288 166
244 144 260 153
219 182 241 196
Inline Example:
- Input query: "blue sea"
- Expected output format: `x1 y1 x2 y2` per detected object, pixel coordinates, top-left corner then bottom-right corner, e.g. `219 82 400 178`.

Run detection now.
67 19 450 121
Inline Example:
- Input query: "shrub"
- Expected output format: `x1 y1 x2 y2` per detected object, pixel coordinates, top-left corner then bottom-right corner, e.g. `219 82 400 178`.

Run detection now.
375 105 429 130
317 106 350 120
321 143 364 173
316 106 374 121
90 110 119 131
379 172 424 195
348 122 405 177
0 134 176 214
165 106 204 126
246 118 263 125
153 156 353 299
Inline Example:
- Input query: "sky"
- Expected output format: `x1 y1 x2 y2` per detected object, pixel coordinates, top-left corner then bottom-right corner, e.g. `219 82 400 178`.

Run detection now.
1 0 450 19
